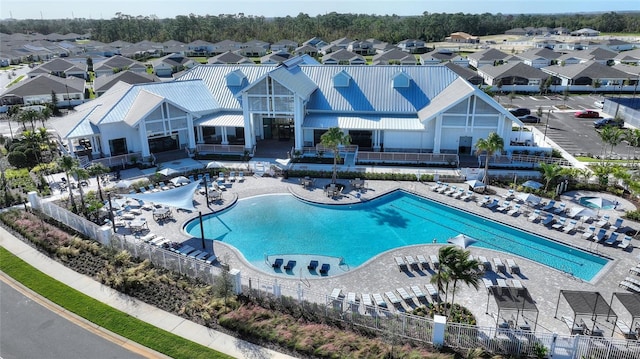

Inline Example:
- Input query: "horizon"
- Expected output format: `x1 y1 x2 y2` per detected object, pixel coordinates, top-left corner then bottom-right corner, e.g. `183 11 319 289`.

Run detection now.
1 0 639 20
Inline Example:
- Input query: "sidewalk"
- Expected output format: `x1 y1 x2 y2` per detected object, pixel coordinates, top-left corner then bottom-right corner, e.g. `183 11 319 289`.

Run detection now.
0 226 297 359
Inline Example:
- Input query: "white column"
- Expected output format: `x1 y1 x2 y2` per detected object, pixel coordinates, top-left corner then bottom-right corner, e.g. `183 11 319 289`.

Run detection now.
373 130 381 151
221 127 229 145
67 138 75 156
293 96 304 151
138 120 150 157
433 115 442 154
186 113 195 149
90 136 100 156
242 93 253 151
196 125 204 144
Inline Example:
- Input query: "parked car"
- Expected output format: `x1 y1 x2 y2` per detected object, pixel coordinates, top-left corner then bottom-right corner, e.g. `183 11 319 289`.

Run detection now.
594 100 604 109
509 108 531 117
594 118 624 129
575 110 600 118
518 115 541 123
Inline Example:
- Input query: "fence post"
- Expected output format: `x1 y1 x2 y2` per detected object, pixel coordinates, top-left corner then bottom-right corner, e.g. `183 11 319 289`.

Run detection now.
229 268 241 295
432 315 447 347
549 332 558 358
27 191 39 210
96 225 112 246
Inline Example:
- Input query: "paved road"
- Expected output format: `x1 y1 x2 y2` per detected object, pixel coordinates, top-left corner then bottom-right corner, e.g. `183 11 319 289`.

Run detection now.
0 278 148 359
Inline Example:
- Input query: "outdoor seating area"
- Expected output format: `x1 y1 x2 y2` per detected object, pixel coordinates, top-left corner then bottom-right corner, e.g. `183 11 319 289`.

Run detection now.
349 178 366 191
300 177 314 189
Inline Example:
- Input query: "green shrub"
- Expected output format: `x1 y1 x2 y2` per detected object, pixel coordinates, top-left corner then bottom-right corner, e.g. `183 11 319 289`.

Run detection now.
7 151 28 168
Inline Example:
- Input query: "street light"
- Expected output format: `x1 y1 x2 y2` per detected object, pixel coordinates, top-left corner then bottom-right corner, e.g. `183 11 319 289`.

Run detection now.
543 109 552 142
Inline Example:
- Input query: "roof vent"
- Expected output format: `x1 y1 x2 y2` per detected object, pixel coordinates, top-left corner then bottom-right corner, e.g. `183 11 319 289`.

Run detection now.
226 69 246 87
392 71 411 88
333 70 351 88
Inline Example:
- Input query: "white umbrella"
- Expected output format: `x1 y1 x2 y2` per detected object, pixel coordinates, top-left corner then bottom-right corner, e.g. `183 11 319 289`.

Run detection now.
522 180 543 190
170 176 190 186
465 179 486 190
568 206 597 219
447 234 477 249
157 168 178 176
114 179 132 188
584 197 616 209
275 158 291 169
516 192 541 206
206 161 224 169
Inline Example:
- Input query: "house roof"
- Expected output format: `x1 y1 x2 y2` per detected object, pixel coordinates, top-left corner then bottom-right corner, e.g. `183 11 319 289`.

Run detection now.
479 62 547 79
207 51 253 64
302 114 424 130
372 48 417 64
94 55 145 72
516 48 561 61
194 112 245 127
1 74 84 97
94 71 160 93
322 49 365 62
30 57 86 74
543 61 630 79
614 48 640 61
468 48 511 62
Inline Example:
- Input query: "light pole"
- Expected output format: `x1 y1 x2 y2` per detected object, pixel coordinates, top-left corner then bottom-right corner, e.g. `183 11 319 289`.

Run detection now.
543 109 552 142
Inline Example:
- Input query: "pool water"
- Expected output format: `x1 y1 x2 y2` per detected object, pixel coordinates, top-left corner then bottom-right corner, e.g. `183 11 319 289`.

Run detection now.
184 191 608 281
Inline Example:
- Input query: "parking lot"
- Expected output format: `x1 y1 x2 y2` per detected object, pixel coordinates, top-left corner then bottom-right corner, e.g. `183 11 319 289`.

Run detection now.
498 93 634 158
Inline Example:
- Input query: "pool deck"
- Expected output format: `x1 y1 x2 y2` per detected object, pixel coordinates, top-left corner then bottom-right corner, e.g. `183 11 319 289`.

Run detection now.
114 175 639 337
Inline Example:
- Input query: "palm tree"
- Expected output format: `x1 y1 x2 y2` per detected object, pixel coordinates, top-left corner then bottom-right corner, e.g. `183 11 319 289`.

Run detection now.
598 126 624 159
447 249 482 309
539 162 563 191
58 155 80 213
474 132 504 187
623 129 640 166
430 246 458 305
87 163 110 202
320 127 351 184
74 167 90 216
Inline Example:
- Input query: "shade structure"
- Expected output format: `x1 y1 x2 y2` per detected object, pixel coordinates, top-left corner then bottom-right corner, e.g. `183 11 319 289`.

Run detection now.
114 179 132 189
126 180 200 211
521 180 543 190
568 206 597 219
516 192 541 206
157 168 179 176
206 161 224 169
275 158 291 169
170 176 190 186
584 197 616 209
447 233 477 249
465 179 486 190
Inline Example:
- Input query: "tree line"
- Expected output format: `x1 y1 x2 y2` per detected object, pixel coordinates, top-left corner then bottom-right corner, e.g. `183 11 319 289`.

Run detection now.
1 11 639 45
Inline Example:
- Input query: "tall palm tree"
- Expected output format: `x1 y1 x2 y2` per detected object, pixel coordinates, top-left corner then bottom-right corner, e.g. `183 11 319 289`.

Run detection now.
474 132 504 187
598 126 624 159
430 246 458 305
539 162 564 191
87 163 110 202
58 155 80 213
623 129 640 166
320 127 351 184
74 168 90 216
447 249 482 309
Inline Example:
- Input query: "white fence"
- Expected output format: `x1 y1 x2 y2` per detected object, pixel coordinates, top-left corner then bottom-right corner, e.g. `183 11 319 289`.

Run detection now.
26 194 640 359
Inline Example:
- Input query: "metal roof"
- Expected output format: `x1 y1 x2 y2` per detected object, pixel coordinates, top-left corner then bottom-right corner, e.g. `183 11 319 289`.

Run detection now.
417 77 474 121
268 65 318 99
302 114 424 130
195 112 245 127
562 290 615 317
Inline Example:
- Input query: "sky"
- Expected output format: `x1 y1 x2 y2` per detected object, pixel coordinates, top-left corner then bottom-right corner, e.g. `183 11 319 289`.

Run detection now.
1 0 638 20
0 0 640 19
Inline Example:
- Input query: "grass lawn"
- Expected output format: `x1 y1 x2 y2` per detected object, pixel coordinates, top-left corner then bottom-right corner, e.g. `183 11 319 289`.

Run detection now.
0 247 233 359
576 156 631 163
7 75 25 87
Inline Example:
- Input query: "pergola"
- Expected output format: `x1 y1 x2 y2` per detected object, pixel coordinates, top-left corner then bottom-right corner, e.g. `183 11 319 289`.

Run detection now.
609 293 640 336
554 290 617 336
485 286 539 331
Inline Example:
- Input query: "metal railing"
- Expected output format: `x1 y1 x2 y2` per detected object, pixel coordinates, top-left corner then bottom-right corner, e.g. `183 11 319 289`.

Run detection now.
196 143 245 155
87 152 143 169
358 151 459 165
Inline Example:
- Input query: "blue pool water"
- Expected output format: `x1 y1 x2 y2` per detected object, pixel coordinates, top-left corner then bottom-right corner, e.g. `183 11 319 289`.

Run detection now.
184 191 608 281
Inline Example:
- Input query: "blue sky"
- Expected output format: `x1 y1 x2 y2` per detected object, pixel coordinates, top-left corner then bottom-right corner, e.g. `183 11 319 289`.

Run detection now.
1 0 638 20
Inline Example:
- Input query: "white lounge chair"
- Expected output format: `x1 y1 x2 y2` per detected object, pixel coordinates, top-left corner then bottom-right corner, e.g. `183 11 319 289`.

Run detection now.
425 283 439 300
482 278 494 291
528 210 541 222
510 279 524 289
582 226 596 240
493 258 506 273
385 291 401 305
430 182 442 191
596 215 610 228
444 186 457 196
506 259 520 274
362 293 373 308
429 254 440 269
347 292 358 304
404 256 417 270
507 204 521 216
228 171 236 182
372 293 387 307
237 172 245 182
618 236 633 250
478 256 490 271
394 256 407 271
554 203 566 214
497 201 511 212
416 255 429 270
563 220 577 233
552 217 566 230
411 285 426 299
396 287 412 301
460 190 474 201
501 189 515 199
330 288 342 300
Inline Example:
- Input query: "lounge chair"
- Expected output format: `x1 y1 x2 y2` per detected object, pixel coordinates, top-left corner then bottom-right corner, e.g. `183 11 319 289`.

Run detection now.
604 232 620 246
362 293 373 308
396 287 412 301
541 200 556 211
140 233 156 242
554 203 567 214
552 217 566 230
486 199 500 209
347 292 358 304
237 172 245 182
616 320 637 339
188 250 203 259
453 188 465 199
307 260 319 270
541 214 555 226
510 279 524 289
425 284 439 300
404 256 418 270
429 254 440 269
228 171 236 182
416 255 429 270
506 259 520 274
217 172 225 183
411 285 426 299
562 315 584 335
205 255 218 264
478 256 490 271
493 258 506 273
195 252 209 261
629 266 640 276
272 258 284 268
430 181 443 191
319 263 330 274
582 226 596 240
330 288 342 300
384 291 402 305
477 196 491 206
150 236 166 245
609 218 623 232
394 256 407 271
507 204 521 216
501 189 515 199
444 185 457 196
482 278 494 291
528 210 541 222
460 191 474 202
496 278 508 288
596 215 610 228
372 293 387 307
563 220 578 234
594 228 607 242
284 260 296 270
179 246 197 256
618 236 633 250
497 201 511 212
435 184 449 193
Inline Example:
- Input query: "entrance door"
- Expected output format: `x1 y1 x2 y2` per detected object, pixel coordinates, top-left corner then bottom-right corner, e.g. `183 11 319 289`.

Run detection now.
148 135 179 153
263 118 273 139
459 136 472 154
263 118 293 141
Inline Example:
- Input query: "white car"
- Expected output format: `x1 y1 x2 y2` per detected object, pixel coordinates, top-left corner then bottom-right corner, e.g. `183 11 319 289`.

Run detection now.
594 100 604 109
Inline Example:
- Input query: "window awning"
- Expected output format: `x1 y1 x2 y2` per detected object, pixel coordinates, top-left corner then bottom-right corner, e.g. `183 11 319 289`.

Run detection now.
196 112 245 127
303 114 424 130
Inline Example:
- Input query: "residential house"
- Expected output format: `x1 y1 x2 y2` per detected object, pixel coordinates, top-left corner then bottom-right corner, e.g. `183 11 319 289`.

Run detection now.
396 39 429 54
187 40 215 56
207 51 254 65
571 28 600 37
151 53 199 77
302 37 327 49
420 49 469 66
515 48 561 68
242 40 270 50
442 63 484 86
50 57 531 165
573 47 619 65
446 32 480 44
321 49 366 65
505 28 528 36
319 44 343 56
542 60 630 88
467 48 515 68
294 45 319 57
613 49 640 66
599 39 635 52
260 52 292 65
478 62 548 89
371 49 417 65
28 58 88 80
163 40 186 55
237 46 268 58
93 55 148 77
271 40 298 53
347 40 375 56
0 74 85 107
93 71 160 97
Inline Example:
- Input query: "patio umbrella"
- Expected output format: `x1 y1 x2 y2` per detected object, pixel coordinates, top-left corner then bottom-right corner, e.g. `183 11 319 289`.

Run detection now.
157 168 178 176
447 234 477 249
516 193 541 206
114 179 132 189
206 161 224 169
584 197 616 209
568 206 597 219
465 179 486 190
521 180 543 190
275 158 291 169
170 176 191 186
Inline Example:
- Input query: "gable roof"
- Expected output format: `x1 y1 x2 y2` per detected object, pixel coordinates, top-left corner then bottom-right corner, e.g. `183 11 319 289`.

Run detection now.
468 48 510 62
543 61 630 79
516 48 561 61
2 74 85 96
479 62 547 79
94 71 160 93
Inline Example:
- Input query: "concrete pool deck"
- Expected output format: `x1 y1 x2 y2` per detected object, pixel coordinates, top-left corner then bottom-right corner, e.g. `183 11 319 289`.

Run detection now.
102 173 640 338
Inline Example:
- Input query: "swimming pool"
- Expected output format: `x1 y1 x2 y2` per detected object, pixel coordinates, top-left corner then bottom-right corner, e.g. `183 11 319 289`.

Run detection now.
184 191 608 281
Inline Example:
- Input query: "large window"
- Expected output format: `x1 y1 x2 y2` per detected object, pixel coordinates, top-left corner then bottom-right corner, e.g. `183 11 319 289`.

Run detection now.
109 138 127 156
